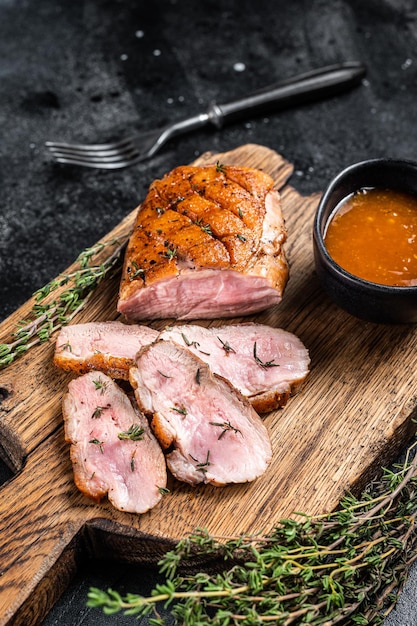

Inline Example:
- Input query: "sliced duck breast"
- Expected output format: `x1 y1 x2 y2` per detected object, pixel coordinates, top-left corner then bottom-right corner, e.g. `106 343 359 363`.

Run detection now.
129 340 272 486
54 321 309 412
160 323 310 413
117 164 288 321
54 321 158 379
62 371 167 514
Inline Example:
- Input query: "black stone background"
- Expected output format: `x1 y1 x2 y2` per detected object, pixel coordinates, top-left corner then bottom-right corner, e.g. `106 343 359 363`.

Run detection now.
1 0 417 623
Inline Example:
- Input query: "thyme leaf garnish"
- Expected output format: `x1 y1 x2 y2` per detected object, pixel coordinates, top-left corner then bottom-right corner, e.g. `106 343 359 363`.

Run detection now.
118 424 145 441
171 405 187 417
181 332 200 349
253 341 279 369
194 217 213 236
164 246 178 261
127 261 145 281
195 368 201 385
89 438 104 453
215 161 227 174
181 332 210 356
217 336 236 354
87 440 417 625
209 420 242 440
158 486 170 495
91 404 110 419
0 237 127 370
93 378 108 395
190 450 210 474
236 233 247 242
57 341 72 353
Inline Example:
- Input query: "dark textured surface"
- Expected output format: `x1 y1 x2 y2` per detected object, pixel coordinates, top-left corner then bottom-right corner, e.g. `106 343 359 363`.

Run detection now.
1 0 417 623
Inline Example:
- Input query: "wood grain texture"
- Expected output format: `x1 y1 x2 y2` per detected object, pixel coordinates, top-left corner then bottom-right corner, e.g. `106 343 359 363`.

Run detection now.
0 144 416 625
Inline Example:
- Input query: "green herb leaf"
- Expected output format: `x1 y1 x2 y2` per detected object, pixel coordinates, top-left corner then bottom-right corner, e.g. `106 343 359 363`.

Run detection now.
87 441 417 625
190 450 210 474
217 336 236 354
253 341 279 369
171 405 187 417
89 438 104 453
91 405 110 419
164 246 177 261
209 420 242 440
92 378 108 394
0 237 127 370
118 424 145 441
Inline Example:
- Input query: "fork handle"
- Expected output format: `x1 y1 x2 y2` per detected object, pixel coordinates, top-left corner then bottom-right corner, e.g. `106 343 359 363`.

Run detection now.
206 62 366 128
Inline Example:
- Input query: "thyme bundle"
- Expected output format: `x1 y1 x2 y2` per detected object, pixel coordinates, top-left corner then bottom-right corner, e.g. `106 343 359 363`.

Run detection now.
87 441 417 624
0 237 126 370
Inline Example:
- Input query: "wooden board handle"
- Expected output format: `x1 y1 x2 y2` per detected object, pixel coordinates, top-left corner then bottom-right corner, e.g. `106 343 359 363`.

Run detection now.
0 431 84 625
0 428 182 626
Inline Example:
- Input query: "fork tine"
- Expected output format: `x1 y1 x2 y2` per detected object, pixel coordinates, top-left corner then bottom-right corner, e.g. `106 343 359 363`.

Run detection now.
51 154 137 165
47 144 138 159
45 136 135 153
50 155 143 170
49 149 143 169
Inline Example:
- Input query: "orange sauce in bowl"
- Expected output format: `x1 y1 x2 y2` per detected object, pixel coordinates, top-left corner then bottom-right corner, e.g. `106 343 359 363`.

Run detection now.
324 188 417 286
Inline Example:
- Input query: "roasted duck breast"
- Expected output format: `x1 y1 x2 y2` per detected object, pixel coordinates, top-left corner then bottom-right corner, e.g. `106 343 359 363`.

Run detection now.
117 164 288 321
129 339 273 486
62 371 167 514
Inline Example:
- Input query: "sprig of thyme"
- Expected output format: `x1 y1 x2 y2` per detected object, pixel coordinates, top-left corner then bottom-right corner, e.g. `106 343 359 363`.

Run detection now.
190 450 211 475
91 405 110 419
164 246 178 261
171 404 188 417
92 378 108 394
118 424 145 441
89 438 104 454
209 420 242 439
194 217 213 236
253 341 279 369
0 237 126 370
217 336 236 354
87 440 417 624
216 161 227 174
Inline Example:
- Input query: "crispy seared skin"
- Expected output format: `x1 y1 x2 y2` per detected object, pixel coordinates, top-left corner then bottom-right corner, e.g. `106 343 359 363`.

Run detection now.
118 164 288 320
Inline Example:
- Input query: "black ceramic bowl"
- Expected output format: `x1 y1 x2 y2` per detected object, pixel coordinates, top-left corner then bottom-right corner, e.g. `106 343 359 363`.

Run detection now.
313 158 417 324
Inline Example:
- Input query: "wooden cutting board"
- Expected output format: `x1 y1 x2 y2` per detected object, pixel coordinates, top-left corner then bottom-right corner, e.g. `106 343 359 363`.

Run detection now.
1 144 417 625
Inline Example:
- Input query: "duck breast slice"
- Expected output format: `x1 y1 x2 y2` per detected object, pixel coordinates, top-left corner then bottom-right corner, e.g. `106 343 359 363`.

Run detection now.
129 339 272 486
62 371 167 514
160 323 310 413
54 321 158 379
117 164 288 321
54 321 310 412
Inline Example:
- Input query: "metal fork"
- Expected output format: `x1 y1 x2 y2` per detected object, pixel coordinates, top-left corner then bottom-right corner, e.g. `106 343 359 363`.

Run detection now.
45 62 365 170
